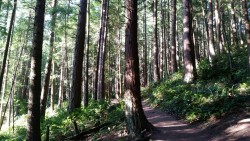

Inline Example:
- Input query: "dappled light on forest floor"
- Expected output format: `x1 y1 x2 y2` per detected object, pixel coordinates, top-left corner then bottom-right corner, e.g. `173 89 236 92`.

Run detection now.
142 101 250 141
143 102 207 140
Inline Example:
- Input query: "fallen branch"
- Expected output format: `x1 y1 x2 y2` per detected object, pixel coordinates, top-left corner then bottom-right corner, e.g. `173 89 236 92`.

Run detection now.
66 122 112 140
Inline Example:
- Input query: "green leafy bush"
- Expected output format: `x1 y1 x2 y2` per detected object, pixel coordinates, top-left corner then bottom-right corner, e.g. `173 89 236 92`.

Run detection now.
198 48 248 83
0 100 125 141
40 100 125 140
143 72 248 123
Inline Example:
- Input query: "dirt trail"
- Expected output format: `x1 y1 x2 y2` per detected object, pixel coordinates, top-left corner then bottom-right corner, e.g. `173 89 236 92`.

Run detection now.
143 102 250 141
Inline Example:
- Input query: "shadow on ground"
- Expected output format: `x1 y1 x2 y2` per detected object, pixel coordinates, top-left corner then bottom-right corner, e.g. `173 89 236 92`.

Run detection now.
143 101 250 141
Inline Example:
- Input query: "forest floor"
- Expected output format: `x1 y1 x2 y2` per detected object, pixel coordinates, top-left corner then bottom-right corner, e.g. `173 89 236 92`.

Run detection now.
143 99 250 141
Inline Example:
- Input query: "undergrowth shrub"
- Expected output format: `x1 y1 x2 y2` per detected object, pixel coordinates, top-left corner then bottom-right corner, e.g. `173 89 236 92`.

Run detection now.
142 71 248 123
41 100 125 140
0 101 125 141
198 47 248 82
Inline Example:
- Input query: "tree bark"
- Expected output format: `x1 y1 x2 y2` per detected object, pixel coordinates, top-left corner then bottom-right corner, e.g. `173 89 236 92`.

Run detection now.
26 0 46 140
83 0 90 107
69 0 87 113
58 46 65 108
230 0 239 48
215 0 222 54
0 51 9 130
58 0 70 108
242 0 250 71
51 61 55 111
202 0 209 57
0 58 9 124
183 0 196 83
160 12 164 79
194 17 200 64
161 0 167 79
189 2 196 79
166 0 171 77
97 0 109 100
142 0 148 86
208 0 215 62
153 0 160 82
170 0 177 73
22 59 31 99
221 7 233 72
124 0 153 137
4 46 24 131
94 46 100 100
40 0 57 120
0 0 17 95
94 0 109 101
17 12 32 111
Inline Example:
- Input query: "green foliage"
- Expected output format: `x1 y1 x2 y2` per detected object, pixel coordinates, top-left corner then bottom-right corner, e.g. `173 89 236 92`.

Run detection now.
198 48 248 83
40 101 125 140
0 126 26 141
15 98 28 115
0 101 125 140
143 71 249 123
198 54 231 80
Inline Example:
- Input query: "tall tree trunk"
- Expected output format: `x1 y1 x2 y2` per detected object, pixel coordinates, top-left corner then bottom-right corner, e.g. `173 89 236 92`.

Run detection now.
142 0 148 86
94 0 108 100
183 0 196 83
166 0 171 77
106 34 111 99
159 2 164 79
239 17 244 45
0 53 9 128
115 26 122 98
189 2 196 79
94 45 100 100
124 0 153 136
0 0 17 95
208 0 215 62
202 0 209 57
149 42 152 82
58 45 65 108
4 46 24 131
221 8 233 73
40 0 57 120
176 14 181 69
26 0 46 140
153 0 160 82
69 0 87 113
170 0 177 73
230 0 239 48
51 61 55 111
97 0 109 100
215 0 222 54
22 59 31 99
65 0 71 102
194 17 200 63
83 0 90 107
118 27 122 98
242 0 250 71
17 59 26 100
161 0 167 79
58 0 70 108
16 12 32 115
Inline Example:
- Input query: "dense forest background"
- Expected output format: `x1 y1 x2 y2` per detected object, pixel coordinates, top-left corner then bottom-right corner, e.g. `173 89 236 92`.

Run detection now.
0 0 249 140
